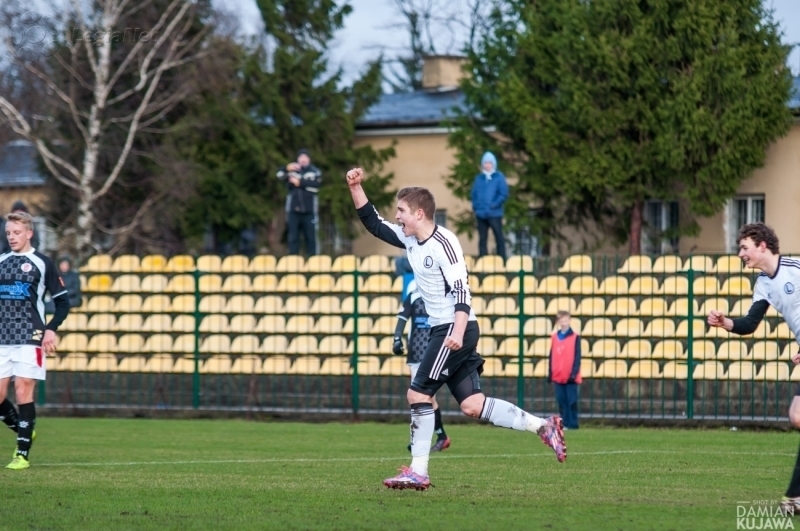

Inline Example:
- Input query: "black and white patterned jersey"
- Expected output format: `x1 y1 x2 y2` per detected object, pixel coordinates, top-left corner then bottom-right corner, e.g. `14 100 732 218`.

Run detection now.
398 291 432 364
358 202 475 327
0 250 67 346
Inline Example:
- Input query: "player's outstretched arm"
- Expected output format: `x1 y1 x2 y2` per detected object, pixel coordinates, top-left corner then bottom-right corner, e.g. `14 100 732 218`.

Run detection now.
349 167 406 249
707 310 733 331
346 167 368 209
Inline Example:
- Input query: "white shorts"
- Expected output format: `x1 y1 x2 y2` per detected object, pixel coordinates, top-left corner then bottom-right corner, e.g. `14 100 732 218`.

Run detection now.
0 345 46 381
408 362 420 383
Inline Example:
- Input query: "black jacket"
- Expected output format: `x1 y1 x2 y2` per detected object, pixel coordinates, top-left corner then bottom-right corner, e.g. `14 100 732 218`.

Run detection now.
276 164 321 214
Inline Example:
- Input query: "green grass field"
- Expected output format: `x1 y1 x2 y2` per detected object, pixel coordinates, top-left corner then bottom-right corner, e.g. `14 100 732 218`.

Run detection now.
2 418 798 530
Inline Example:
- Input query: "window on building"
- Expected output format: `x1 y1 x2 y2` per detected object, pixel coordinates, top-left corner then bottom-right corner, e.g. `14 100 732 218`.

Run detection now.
434 210 447 228
727 195 765 252
643 200 679 255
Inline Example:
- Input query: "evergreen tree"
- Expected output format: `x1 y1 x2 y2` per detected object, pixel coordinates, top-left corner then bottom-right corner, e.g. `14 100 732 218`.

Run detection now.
448 0 794 253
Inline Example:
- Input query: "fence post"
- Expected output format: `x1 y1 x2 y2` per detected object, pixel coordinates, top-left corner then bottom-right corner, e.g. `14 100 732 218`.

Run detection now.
193 268 201 409
686 267 695 420
517 267 525 408
37 380 45 406
351 268 360 416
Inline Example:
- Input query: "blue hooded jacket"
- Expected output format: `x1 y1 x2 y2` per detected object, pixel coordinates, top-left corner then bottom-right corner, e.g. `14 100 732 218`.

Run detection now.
471 151 509 219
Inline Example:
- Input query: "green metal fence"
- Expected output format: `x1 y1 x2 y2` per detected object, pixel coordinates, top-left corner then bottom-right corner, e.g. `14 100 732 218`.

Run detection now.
40 253 795 421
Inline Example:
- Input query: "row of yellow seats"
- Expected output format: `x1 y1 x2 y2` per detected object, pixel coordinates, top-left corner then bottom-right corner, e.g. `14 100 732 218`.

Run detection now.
83 273 403 294
580 338 794 361
81 254 395 273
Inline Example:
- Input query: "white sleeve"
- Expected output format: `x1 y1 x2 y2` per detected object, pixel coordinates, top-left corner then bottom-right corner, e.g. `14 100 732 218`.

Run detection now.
434 232 471 312
752 277 769 304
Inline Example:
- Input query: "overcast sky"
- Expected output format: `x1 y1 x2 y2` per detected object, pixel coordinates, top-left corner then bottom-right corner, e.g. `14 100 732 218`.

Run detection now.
215 0 800 85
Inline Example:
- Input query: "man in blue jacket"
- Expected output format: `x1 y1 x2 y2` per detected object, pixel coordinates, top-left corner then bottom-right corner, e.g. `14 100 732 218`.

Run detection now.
470 152 508 258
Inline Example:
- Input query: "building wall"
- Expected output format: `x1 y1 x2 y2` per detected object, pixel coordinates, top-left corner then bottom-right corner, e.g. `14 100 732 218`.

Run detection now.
0 188 49 215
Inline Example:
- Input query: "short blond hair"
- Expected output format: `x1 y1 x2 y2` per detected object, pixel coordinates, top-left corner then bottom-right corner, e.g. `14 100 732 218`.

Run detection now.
556 310 570 319
6 211 34 232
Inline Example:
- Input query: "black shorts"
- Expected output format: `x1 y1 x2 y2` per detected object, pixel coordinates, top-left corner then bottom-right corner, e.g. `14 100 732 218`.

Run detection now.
410 320 484 397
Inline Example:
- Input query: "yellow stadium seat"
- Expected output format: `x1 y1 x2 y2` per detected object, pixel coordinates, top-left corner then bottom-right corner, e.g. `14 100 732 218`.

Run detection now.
719 276 752 297
144 354 176 373
87 353 118 371
319 336 349 355
230 355 262 374
111 255 140 272
616 255 652 274
114 314 143 332
472 255 505 273
139 255 167 272
477 337 496 357
368 296 401 315
197 255 222 272
331 255 358 272
579 359 595 378
87 275 113 292
597 276 629 295
362 274 394 293
574 297 605 316
342 317 373 334
628 360 661 378
359 255 393 273
307 295 341 314
698 297 729 317
249 255 277 272
333 275 356 293
605 297 637 316
172 335 196 353
503 361 534 378
527 337 551 357
352 336 379 355
472 296 488 315
113 294 142 313
86 295 115 312
726 361 755 380
538 275 567 295
520 297 545 316
478 274 508 294
590 339 620 358
143 334 173 353
729 299 753 317
379 357 407 376
276 274 306 292
199 275 223 293
229 315 257 333
356 356 382 376
220 255 250 272
261 336 288 354
506 255 533 272
286 316 315 334
110 274 141 292
199 295 226 313
652 256 682 274
289 356 321 375
770 323 794 339
692 277 719 296
318 357 352 375
523 317 553 337
716 340 749 360
170 356 196 373
558 255 592 273
691 340 716 360
484 297 517 316
56 353 88 371
628 276 661 295
276 255 305 272
86 314 116 331
676 319 707 338
223 295 255 313
60 313 88 332
492 317 520 336
757 361 790 381
116 334 145 353
172 315 195 333
307 274 336 292
545 296 577 315
251 275 278 292
254 296 284 314
83 255 113 272
619 339 651 359
614 318 643 337
165 274 195 293
581 318 613 337
165 255 195 273
199 315 228 333
682 255 714 272
643 318 676 338
284 296 312 313
200 335 231 354
568 276 598 295
202 355 232 374
666 298 698 317
221 274 251 292
370 316 396 335
141 315 172 333
262 355 292 374
287 335 318 354
506 276 538 295
168 295 194 313
305 255 332 273
86 333 116 353
751 341 780 360
230 335 260 353
662 361 688 379
481 358 504 377
712 256 744 274
661 276 688 295
637 298 668 316
476 316 492 334
595 359 627 378
60 333 89 353
652 340 685 360
313 316 343 334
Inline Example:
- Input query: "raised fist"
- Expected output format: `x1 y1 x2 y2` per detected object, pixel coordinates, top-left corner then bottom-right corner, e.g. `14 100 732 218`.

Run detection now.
346 167 364 186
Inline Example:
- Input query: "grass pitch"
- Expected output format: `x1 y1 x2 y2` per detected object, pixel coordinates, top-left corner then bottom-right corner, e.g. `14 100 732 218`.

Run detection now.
1 417 797 530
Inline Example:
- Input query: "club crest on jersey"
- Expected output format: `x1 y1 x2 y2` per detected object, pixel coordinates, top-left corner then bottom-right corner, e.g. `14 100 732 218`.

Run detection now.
21 263 32 273
785 282 795 295
423 256 433 268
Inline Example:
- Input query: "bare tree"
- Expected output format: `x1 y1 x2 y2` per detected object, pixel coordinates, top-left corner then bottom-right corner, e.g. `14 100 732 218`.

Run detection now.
0 0 212 257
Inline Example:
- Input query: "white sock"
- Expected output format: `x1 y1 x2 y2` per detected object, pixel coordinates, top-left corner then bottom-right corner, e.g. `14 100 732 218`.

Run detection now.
409 403 435 476
480 397 546 433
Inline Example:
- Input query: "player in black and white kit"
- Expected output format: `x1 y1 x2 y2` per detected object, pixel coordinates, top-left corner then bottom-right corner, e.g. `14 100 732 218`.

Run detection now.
346 167 565 491
0 212 69 470
707 223 800 513
393 279 450 452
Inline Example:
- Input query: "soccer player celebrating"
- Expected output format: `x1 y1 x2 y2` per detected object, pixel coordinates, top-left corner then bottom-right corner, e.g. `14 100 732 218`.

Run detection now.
0 212 69 470
707 222 800 512
394 279 450 452
346 167 565 491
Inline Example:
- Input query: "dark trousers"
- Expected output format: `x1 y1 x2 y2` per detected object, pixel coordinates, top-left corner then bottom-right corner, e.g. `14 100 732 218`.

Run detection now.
287 211 316 255
477 216 505 258
554 383 579 429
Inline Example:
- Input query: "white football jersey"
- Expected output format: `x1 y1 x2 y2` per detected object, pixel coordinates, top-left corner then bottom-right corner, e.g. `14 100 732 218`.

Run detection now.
752 256 800 342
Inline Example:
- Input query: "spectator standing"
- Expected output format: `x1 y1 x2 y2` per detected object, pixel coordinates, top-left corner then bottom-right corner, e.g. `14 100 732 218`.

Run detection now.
46 256 82 314
470 151 508 258
276 149 321 255
548 310 582 430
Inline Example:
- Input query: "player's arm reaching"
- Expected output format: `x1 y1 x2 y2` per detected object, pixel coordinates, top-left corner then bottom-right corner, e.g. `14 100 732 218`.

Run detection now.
347 167 406 249
437 235 472 350
708 276 770 336
43 260 71 354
